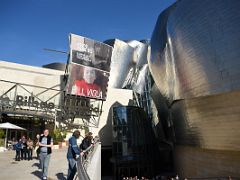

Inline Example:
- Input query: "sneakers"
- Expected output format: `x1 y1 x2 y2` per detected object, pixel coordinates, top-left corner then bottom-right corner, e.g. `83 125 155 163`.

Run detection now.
42 177 47 180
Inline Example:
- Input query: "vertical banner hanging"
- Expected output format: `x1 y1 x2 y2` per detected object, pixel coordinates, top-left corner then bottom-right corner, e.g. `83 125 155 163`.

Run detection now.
66 34 112 100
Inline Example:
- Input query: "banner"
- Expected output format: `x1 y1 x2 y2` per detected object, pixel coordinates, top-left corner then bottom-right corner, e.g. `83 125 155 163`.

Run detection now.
66 34 112 100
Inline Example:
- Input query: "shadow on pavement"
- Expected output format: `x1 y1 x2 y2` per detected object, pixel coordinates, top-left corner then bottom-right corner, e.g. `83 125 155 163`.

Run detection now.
32 162 41 169
31 170 42 179
56 172 67 180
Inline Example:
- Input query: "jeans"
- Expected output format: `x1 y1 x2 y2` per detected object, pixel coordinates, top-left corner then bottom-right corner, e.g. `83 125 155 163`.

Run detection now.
67 158 77 180
21 148 27 160
39 153 51 178
15 150 20 161
28 149 33 160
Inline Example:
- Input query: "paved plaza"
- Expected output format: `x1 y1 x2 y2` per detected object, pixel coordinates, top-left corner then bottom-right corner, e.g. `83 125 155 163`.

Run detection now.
0 147 68 180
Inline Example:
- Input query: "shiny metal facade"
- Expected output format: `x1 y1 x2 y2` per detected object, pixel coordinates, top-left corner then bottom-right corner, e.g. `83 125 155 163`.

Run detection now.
150 0 240 102
133 64 149 94
171 91 240 151
150 0 240 177
108 39 135 88
127 40 149 68
150 0 240 150
108 39 150 91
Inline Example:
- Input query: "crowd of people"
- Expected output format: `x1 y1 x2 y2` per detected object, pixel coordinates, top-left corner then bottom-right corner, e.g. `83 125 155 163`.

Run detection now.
9 129 96 180
12 136 34 161
10 130 53 180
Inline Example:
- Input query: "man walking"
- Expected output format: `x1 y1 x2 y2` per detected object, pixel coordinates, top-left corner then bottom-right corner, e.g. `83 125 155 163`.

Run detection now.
39 129 53 180
67 130 84 180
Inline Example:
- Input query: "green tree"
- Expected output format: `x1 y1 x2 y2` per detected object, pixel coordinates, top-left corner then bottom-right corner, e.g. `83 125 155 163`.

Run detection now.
0 129 5 146
51 128 67 145
0 129 5 139
84 126 89 134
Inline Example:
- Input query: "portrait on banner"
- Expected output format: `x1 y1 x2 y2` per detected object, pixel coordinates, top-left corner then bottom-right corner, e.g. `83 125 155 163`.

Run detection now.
66 63 109 100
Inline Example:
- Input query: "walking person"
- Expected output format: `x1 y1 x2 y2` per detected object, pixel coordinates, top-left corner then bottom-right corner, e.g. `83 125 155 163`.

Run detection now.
39 129 53 180
67 130 84 180
27 137 33 160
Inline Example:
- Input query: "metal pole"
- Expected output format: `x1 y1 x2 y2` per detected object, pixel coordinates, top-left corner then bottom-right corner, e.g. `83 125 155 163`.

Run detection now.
43 48 68 54
54 109 57 131
5 128 8 149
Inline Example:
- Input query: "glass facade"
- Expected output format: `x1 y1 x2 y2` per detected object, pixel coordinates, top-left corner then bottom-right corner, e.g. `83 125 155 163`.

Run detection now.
112 106 160 179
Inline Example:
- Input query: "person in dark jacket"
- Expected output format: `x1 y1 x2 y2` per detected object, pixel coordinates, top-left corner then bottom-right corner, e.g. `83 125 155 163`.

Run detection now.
14 139 22 161
39 129 53 180
80 132 93 151
67 130 84 180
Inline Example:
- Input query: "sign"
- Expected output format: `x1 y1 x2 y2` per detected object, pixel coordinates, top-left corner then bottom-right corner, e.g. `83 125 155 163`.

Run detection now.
16 95 55 109
63 95 102 117
66 34 112 100
0 95 55 110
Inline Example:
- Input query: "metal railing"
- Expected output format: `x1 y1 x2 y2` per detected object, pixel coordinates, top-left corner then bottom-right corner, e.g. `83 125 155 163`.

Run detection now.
140 175 239 180
75 141 101 180
184 177 239 180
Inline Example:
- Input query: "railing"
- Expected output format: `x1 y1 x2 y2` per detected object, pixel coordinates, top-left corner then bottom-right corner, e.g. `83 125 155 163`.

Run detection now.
184 177 239 180
131 175 240 180
75 141 101 180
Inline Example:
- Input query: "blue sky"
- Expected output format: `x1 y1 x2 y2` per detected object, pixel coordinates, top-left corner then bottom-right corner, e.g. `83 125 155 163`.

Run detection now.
0 0 175 67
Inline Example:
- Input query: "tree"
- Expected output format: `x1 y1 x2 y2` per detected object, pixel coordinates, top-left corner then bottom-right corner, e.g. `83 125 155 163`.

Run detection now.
0 129 5 146
51 128 67 145
0 129 5 138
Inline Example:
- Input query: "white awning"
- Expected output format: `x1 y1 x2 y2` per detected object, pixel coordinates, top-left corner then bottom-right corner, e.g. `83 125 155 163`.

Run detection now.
0 122 26 130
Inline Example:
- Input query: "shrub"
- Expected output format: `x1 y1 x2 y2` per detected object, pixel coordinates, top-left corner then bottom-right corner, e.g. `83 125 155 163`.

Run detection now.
51 128 67 145
0 139 4 146
0 129 5 139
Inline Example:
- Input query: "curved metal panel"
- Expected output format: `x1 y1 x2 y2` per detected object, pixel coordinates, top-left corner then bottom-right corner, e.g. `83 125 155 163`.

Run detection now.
108 39 150 90
149 0 240 177
150 84 171 141
174 146 240 178
108 39 134 88
150 0 240 102
127 40 149 68
171 90 240 151
171 90 240 177
133 64 148 94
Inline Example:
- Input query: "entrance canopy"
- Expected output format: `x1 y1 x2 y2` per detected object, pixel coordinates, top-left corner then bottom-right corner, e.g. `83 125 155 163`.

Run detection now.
0 122 26 148
0 122 26 130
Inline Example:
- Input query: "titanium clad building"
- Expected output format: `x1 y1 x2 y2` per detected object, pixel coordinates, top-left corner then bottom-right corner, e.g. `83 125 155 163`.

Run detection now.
150 0 240 178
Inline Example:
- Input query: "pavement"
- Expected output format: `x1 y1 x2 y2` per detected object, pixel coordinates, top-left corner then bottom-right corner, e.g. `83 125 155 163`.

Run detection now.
0 147 68 180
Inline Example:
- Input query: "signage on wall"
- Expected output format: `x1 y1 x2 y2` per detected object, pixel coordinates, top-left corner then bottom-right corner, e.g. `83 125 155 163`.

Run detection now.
65 34 113 100
0 94 101 117
63 95 101 117
16 95 55 109
0 95 56 110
